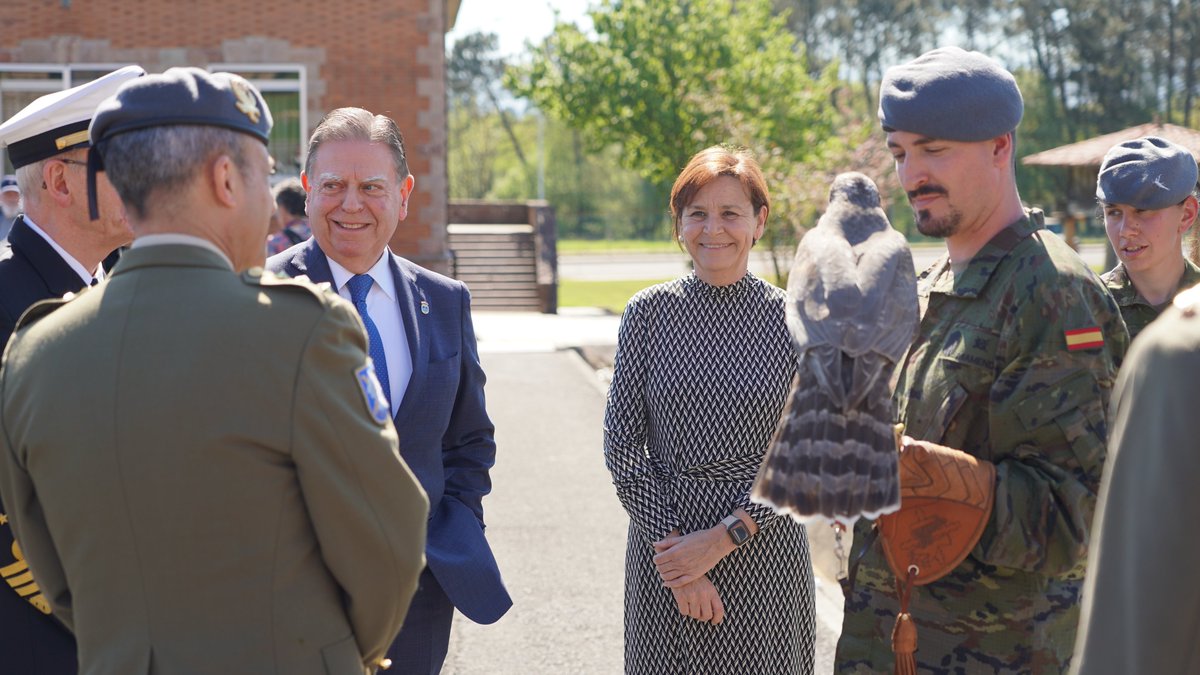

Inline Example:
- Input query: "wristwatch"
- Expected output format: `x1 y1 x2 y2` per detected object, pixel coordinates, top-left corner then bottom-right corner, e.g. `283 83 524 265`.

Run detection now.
722 514 752 548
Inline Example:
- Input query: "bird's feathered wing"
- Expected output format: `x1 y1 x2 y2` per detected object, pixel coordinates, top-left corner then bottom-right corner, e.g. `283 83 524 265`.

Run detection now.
753 172 919 524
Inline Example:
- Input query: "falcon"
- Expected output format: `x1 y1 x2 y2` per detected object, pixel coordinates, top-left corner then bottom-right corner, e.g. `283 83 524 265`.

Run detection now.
753 172 919 524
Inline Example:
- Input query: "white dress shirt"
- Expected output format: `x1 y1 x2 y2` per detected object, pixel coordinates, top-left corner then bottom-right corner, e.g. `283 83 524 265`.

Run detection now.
328 252 412 415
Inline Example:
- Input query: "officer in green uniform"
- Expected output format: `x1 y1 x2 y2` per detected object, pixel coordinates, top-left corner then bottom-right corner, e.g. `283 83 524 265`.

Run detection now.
834 47 1128 673
0 68 428 675
1097 136 1200 341
1072 284 1200 674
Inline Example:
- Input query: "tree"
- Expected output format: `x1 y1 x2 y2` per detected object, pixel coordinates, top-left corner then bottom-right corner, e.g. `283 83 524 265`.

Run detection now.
448 32 529 171
509 0 841 201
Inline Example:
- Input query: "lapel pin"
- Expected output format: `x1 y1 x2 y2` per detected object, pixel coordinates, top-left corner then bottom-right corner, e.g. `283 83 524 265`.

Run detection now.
420 300 430 315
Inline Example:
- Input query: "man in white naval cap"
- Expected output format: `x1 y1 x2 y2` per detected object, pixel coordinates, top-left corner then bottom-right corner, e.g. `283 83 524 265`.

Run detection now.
0 64 143 675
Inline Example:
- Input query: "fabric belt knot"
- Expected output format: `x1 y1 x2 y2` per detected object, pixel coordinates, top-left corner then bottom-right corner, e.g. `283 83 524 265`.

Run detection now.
347 273 391 411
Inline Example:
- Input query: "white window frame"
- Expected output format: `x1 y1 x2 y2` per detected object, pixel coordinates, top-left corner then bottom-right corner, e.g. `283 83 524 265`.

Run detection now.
208 63 307 175
0 63 308 174
0 63 143 170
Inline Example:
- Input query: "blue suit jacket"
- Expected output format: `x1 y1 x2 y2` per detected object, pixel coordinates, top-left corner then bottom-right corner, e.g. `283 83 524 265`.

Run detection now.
0 216 80 673
268 240 511 624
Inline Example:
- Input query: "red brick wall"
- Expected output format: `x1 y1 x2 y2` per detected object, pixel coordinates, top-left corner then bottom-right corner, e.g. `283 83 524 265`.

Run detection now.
0 0 451 270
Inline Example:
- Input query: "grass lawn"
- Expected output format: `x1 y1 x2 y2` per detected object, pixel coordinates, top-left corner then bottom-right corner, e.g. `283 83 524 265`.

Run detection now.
558 278 674 314
558 239 683 255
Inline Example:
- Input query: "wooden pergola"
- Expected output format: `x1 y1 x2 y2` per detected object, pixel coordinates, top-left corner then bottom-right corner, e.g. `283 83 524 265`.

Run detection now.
1022 122 1200 257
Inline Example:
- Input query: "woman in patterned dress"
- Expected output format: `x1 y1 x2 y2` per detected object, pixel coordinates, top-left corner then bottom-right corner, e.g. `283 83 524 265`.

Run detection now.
604 146 816 674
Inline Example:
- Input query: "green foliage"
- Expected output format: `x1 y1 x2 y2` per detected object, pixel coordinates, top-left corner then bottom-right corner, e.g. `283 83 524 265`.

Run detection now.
557 238 683 254
451 0 1200 250
509 0 841 194
447 31 666 240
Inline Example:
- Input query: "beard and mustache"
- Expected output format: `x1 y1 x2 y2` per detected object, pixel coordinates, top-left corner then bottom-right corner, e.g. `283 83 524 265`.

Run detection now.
907 185 961 238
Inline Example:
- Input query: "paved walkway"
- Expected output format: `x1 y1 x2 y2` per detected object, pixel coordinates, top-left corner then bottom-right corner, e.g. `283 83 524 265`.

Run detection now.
444 309 845 674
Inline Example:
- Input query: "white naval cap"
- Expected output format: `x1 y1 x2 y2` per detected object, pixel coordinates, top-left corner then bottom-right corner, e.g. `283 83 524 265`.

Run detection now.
0 65 144 169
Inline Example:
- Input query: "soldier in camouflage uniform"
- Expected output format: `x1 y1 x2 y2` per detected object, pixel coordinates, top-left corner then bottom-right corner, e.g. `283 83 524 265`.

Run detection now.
834 47 1128 674
1097 136 1200 341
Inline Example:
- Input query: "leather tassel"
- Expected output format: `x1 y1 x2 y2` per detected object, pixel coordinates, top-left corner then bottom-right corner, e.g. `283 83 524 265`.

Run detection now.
892 612 917 675
892 566 918 675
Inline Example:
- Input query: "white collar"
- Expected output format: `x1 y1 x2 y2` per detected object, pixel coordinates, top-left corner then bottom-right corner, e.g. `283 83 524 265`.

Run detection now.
327 251 397 302
22 215 101 284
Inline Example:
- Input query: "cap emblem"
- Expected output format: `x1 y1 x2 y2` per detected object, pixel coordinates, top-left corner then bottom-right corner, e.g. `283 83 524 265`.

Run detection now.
231 78 261 124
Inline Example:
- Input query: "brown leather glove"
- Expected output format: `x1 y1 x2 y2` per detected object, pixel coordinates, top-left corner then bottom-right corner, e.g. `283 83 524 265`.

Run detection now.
878 437 996 585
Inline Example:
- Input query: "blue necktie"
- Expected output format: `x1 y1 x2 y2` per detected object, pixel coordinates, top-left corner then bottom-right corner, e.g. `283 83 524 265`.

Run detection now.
346 274 391 411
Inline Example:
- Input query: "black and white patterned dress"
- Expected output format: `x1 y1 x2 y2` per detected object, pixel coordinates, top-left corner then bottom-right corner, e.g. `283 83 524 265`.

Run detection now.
604 272 817 674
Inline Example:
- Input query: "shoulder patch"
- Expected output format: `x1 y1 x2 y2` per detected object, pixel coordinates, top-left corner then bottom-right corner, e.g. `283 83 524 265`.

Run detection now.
355 362 391 425
14 296 72 332
1065 326 1104 351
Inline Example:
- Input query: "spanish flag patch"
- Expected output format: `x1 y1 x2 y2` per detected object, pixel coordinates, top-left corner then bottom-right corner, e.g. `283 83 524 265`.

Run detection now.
1065 327 1104 351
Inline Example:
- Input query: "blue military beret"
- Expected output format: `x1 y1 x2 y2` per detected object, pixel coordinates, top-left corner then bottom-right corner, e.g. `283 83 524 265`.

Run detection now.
1096 136 1199 210
86 68 273 219
878 46 1023 142
89 67 272 148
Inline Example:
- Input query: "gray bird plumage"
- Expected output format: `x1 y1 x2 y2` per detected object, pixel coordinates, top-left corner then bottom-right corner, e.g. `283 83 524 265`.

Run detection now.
752 172 919 524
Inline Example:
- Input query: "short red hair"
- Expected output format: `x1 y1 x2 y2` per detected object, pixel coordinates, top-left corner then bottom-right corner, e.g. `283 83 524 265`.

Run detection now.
669 146 769 240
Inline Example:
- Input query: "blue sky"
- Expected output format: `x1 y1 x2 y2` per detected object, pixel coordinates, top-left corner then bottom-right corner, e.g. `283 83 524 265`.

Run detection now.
448 0 593 57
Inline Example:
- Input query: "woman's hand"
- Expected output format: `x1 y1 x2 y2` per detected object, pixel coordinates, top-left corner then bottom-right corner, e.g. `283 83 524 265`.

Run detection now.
652 527 730 587
669 575 725 625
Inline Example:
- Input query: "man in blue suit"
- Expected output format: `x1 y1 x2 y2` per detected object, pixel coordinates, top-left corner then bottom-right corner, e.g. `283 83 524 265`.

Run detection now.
267 107 511 674
0 64 144 674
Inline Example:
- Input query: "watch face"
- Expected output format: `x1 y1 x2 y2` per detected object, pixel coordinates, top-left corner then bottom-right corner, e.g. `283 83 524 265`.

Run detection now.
728 521 751 546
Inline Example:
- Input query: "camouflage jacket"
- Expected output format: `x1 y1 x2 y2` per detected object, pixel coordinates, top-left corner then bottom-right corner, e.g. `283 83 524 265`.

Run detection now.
1101 258 1200 342
836 210 1129 673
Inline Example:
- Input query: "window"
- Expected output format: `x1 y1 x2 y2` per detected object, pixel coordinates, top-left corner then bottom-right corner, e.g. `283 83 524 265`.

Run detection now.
0 64 307 178
0 66 65 173
210 65 307 177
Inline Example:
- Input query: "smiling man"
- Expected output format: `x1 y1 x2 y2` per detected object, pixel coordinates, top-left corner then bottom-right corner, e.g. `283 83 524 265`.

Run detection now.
834 47 1127 673
267 107 511 673
1097 136 1200 342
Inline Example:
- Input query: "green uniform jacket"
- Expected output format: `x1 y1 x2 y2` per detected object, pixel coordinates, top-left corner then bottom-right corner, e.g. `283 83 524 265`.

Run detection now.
836 211 1128 673
1101 258 1200 342
0 244 429 675
1072 286 1200 675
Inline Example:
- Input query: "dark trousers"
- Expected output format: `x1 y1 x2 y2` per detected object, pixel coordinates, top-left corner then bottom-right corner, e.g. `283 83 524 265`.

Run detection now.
386 567 454 674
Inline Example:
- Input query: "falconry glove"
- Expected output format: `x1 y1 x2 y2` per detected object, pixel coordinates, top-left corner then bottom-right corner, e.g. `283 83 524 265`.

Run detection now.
878 437 996 675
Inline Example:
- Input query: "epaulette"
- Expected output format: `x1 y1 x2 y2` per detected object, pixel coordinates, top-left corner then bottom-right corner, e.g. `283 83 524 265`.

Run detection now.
240 266 336 305
1172 283 1200 317
13 291 82 331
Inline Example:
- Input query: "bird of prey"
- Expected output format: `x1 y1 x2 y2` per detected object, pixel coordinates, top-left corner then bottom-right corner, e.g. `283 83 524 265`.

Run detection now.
753 172 919 525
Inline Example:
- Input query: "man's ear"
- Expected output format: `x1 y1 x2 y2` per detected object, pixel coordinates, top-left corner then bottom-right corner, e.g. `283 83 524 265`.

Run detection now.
43 160 73 208
210 154 238 209
398 174 415 220
991 132 1014 167
1180 195 1199 235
